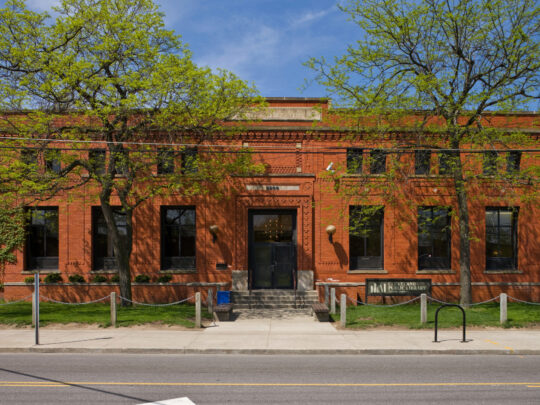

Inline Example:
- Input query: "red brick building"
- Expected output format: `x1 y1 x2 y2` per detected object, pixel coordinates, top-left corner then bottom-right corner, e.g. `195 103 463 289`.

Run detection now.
3 98 539 303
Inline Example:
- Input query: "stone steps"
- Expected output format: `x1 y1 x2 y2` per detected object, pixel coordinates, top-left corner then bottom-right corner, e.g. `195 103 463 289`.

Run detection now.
231 290 320 310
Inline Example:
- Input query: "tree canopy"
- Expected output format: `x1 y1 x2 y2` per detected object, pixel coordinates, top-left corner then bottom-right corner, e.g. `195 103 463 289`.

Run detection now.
0 0 262 302
307 0 539 305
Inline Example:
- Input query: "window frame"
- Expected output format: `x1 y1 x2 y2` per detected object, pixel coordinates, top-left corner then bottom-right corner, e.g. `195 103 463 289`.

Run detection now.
414 150 431 175
486 207 518 271
349 206 384 270
26 207 59 270
157 148 174 174
369 149 387 174
346 148 363 174
160 206 197 270
483 151 499 176
418 206 451 270
506 151 521 174
91 206 126 270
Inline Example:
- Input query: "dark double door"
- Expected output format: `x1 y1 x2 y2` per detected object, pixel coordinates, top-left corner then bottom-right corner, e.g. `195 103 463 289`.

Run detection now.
248 210 297 289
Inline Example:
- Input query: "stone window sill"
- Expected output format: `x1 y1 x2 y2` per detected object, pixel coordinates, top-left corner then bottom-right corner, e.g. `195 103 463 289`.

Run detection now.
21 269 59 275
484 269 522 274
159 269 197 274
416 269 455 274
348 269 387 274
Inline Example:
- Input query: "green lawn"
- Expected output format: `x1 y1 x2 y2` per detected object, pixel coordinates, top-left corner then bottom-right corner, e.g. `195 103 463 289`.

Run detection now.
0 301 212 328
333 302 540 329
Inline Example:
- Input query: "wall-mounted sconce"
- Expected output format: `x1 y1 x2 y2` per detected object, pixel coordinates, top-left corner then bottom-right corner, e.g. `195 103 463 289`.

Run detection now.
209 224 219 243
326 225 336 243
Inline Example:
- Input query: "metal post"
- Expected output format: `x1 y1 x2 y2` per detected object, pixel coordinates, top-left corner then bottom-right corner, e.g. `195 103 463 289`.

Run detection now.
207 288 213 314
340 294 346 328
324 285 330 306
34 275 39 345
500 293 507 324
195 292 201 328
420 293 427 324
330 288 336 314
110 292 117 327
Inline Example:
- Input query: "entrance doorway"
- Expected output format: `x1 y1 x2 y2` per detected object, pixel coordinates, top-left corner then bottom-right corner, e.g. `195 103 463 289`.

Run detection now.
248 210 297 289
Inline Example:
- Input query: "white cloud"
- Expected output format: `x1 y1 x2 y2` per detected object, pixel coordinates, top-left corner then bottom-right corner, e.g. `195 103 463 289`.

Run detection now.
26 0 59 11
292 6 336 27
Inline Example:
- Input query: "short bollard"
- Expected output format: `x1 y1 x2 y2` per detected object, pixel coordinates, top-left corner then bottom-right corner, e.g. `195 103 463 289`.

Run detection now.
500 293 507 324
340 294 346 328
325 285 330 306
207 288 213 314
420 293 427 324
110 292 117 327
195 292 201 328
330 288 336 314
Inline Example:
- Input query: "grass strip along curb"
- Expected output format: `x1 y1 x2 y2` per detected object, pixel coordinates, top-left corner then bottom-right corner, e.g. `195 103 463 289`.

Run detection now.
0 301 212 328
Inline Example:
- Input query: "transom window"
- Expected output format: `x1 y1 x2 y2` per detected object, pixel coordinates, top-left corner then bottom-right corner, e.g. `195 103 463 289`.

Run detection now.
486 207 518 270
161 207 196 270
26 207 59 270
418 207 451 270
349 206 384 270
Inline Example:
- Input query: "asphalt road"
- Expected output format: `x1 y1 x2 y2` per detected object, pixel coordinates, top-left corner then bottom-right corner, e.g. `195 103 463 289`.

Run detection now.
0 354 539 404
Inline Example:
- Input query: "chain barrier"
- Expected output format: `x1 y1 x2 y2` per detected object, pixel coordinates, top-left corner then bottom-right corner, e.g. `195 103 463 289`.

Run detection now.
426 296 454 305
0 294 33 306
118 295 194 307
507 295 540 306
469 296 500 306
40 295 110 305
347 295 421 307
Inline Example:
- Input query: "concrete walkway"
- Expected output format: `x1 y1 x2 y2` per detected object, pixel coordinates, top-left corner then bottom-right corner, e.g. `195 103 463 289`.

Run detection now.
0 310 539 355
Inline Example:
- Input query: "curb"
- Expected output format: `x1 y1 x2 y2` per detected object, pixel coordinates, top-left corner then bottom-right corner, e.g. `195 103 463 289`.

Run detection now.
1 347 538 355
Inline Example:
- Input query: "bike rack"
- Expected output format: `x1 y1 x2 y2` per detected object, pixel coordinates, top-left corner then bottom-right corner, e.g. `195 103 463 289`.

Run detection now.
433 304 468 343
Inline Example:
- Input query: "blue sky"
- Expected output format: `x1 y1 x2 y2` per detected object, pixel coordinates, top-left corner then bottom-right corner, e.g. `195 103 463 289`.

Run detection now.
16 0 359 98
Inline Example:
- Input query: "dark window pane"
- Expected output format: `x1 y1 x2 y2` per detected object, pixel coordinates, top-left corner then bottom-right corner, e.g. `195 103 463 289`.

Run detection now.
370 150 386 174
507 151 521 173
45 149 61 174
181 147 198 174
161 207 196 269
418 207 451 269
439 151 458 175
89 149 106 175
347 148 363 174
157 148 174 174
26 208 59 270
415 150 430 175
485 208 518 270
92 207 126 269
483 151 498 175
349 206 383 269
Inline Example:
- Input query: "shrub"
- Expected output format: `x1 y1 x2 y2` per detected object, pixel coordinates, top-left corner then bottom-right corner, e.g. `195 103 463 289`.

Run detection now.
156 274 173 283
134 274 150 283
91 274 108 283
24 276 35 284
68 274 85 283
44 273 63 283
110 274 120 283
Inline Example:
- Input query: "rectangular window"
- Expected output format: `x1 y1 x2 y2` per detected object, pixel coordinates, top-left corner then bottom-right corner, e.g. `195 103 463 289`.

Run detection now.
486 207 518 270
26 207 59 270
349 206 383 270
418 207 451 270
89 149 106 175
370 150 386 174
415 150 430 175
45 149 61 174
346 148 363 174
181 147 198 174
483 151 498 175
157 148 174 174
92 207 126 270
161 207 196 270
507 151 521 174
438 151 458 175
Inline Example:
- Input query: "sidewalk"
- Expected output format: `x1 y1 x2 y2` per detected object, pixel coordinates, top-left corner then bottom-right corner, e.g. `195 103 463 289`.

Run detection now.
0 311 539 355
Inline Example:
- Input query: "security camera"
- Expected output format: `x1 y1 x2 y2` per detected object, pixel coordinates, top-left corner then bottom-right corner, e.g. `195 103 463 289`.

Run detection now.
326 162 334 171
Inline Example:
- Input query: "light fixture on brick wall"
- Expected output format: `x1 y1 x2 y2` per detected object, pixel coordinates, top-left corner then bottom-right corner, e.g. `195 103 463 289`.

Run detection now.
209 224 218 243
326 225 336 243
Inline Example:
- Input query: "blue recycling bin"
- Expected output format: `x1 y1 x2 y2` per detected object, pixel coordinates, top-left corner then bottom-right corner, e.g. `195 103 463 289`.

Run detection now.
217 290 231 305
